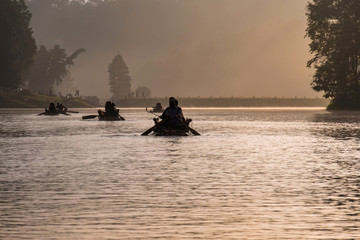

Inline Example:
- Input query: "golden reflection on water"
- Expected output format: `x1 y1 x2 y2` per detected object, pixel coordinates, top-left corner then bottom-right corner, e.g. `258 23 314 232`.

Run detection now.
0 108 360 239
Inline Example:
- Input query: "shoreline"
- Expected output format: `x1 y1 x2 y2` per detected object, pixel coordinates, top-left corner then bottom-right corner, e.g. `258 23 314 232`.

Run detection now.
0 92 329 108
114 97 329 108
0 91 96 108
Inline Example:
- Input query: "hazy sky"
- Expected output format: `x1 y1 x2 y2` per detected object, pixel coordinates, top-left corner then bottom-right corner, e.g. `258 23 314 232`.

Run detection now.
29 0 317 98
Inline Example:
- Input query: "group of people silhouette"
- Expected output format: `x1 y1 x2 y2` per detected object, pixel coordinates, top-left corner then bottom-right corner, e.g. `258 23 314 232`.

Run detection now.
98 101 118 117
45 102 67 113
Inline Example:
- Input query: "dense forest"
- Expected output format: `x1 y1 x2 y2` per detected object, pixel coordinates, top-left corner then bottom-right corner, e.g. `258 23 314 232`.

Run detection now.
306 0 360 109
0 0 36 91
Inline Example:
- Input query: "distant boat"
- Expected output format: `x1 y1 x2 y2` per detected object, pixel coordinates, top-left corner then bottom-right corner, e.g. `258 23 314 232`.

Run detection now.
98 109 125 121
82 109 125 121
146 103 164 113
38 102 70 116
38 109 69 116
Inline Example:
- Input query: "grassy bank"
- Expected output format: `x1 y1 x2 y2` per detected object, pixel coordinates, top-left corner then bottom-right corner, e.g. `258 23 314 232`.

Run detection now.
0 91 95 108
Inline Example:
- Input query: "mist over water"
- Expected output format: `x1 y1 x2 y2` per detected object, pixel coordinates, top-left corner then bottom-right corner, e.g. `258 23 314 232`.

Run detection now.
28 0 315 98
1 108 360 239
3 1 358 238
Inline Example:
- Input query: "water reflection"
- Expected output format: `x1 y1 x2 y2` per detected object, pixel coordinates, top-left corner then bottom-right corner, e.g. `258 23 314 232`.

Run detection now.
309 111 360 236
320 127 360 140
311 159 360 235
2 109 360 239
313 111 360 140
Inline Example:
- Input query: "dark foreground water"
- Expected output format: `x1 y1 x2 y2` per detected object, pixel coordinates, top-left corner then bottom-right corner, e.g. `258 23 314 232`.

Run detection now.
1 108 360 239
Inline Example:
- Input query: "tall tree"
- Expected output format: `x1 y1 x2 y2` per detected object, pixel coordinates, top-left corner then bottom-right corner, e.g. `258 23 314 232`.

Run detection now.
108 54 132 100
306 0 360 109
27 45 85 93
0 0 36 90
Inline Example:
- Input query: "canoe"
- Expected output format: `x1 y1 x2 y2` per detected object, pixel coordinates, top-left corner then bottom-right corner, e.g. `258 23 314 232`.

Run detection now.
97 109 125 121
150 108 164 113
43 111 59 116
142 118 200 136
154 126 190 136
146 106 164 113
82 112 125 121
39 110 69 116
98 115 125 121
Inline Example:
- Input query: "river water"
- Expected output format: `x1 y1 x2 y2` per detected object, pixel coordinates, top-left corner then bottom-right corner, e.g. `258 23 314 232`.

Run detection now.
1 108 360 239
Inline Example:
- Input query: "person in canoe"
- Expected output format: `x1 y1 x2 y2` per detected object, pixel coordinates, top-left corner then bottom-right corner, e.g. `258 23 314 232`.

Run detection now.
142 97 200 136
146 102 164 113
56 102 68 113
159 97 185 127
45 102 57 113
39 102 70 115
152 102 164 113
41 102 65 115
97 101 125 120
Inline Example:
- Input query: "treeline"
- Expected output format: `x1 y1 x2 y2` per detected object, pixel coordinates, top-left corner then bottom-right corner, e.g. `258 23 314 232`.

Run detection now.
27 45 85 94
1 0 151 101
27 0 152 99
116 97 329 108
306 0 360 109
0 0 36 90
0 0 86 95
3 0 360 110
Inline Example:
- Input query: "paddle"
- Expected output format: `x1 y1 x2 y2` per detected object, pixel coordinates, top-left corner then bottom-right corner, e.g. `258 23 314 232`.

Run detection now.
179 118 200 136
188 126 200 136
141 126 155 136
82 115 98 120
67 110 79 113
181 119 200 136
141 112 161 135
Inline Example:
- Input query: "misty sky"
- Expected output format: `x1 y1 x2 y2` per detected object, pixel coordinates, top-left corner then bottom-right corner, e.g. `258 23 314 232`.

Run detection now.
28 0 317 98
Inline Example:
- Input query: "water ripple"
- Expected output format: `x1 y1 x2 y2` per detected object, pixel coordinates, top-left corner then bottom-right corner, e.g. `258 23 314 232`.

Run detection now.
1 108 360 239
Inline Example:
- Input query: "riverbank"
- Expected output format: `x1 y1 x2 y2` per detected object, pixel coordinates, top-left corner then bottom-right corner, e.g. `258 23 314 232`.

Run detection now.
115 97 329 108
0 92 329 108
0 91 95 108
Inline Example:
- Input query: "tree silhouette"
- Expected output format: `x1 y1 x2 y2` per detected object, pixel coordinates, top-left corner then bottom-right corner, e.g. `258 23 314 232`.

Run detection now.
0 0 36 90
108 54 132 100
306 0 360 109
27 45 85 94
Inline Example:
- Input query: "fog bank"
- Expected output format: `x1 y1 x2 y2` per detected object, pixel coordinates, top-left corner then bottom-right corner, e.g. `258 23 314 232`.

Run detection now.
28 0 315 98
